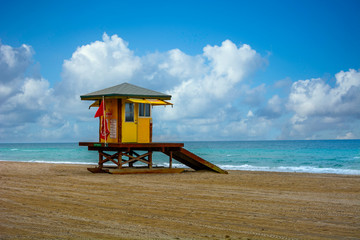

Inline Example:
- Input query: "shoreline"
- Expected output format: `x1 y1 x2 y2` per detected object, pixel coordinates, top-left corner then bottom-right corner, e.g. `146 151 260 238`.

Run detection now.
1 161 360 239
1 160 359 176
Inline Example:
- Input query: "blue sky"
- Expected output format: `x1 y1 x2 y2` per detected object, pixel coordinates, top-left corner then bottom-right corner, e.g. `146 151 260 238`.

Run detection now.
0 0 360 142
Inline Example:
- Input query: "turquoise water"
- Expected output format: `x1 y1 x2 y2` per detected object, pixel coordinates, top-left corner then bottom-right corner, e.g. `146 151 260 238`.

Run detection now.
0 140 359 175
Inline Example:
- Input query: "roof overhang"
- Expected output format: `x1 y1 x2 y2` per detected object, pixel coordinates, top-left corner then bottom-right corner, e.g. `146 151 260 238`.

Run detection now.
127 98 173 105
88 98 172 108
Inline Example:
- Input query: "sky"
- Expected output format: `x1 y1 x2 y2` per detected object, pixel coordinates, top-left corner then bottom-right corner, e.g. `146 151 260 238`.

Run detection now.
0 0 359 142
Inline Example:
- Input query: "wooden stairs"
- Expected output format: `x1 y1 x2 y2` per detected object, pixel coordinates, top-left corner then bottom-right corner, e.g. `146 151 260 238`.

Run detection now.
164 148 227 174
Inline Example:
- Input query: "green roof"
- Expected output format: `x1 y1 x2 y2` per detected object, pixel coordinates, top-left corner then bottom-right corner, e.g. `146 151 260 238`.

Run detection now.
80 83 172 100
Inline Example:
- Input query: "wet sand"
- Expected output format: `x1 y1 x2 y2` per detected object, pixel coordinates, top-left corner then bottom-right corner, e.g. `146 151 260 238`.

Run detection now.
1 161 359 239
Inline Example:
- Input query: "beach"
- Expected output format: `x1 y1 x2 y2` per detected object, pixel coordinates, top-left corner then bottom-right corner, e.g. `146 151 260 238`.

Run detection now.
1 162 359 239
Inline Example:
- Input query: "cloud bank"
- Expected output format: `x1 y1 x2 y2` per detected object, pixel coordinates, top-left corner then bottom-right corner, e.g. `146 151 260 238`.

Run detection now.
0 34 359 142
0 42 75 141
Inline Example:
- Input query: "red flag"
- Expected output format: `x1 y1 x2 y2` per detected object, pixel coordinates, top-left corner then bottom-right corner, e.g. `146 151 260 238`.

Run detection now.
94 100 104 118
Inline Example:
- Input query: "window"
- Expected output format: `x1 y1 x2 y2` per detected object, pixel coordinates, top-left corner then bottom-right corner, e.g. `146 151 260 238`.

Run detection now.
125 103 134 122
139 103 151 117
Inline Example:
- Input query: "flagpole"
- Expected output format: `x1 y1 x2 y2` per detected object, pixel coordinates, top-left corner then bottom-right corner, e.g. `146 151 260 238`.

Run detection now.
102 96 107 145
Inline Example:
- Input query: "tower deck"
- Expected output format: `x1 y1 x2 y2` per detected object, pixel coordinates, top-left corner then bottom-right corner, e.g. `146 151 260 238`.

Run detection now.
79 142 228 174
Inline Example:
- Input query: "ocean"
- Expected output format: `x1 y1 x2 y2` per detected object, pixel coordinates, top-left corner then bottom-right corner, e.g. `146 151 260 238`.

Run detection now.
1 140 359 175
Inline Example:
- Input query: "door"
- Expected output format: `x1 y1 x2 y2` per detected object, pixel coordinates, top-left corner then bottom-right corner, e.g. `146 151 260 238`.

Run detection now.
137 103 151 143
122 102 137 142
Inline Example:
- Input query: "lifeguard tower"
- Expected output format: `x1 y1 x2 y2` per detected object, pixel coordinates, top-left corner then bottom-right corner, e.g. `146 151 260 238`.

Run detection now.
79 83 227 174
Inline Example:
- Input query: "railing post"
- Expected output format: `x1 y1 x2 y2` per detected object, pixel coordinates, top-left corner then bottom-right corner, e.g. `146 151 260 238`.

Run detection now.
98 150 103 168
148 151 153 169
118 151 122 169
169 151 173 168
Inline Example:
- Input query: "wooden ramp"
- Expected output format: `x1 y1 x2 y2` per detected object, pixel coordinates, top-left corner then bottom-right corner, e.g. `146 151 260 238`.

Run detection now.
165 148 228 174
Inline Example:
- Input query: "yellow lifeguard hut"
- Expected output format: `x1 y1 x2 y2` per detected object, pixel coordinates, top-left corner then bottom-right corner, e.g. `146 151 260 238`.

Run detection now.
80 82 172 144
79 83 227 174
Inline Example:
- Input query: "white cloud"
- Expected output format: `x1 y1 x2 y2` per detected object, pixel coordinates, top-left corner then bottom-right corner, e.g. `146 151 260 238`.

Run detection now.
202 40 264 98
0 43 32 73
159 48 206 79
0 84 12 97
204 41 262 83
288 69 360 119
256 94 284 119
0 42 54 135
59 33 141 98
336 132 356 140
39 112 64 128
242 83 266 106
0 43 33 101
267 95 282 114
284 69 360 139
8 78 53 110
159 40 265 121
0 77 53 128
221 116 273 139
51 33 143 123
247 110 254 117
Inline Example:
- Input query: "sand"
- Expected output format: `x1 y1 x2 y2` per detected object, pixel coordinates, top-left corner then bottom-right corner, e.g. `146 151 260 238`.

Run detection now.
0 162 359 240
